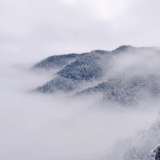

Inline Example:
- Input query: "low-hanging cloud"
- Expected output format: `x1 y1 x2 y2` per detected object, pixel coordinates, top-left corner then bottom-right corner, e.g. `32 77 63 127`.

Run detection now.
1 0 160 159
1 52 160 160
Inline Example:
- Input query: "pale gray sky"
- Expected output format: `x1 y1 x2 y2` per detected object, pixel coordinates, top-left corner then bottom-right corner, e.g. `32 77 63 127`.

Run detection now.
0 0 160 63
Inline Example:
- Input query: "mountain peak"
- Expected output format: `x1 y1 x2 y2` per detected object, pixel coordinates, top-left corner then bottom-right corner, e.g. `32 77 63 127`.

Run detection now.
114 45 134 51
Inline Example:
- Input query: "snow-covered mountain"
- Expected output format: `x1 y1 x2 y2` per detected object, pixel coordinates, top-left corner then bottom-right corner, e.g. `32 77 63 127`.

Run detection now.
31 45 160 105
32 49 110 93
106 113 160 160
76 75 160 106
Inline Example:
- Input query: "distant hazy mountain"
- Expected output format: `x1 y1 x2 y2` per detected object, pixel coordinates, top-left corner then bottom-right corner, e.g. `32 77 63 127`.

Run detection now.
31 45 160 105
32 45 136 71
32 49 111 93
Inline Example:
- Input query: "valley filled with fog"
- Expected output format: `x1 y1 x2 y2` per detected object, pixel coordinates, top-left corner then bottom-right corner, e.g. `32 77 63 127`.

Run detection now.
1 46 160 160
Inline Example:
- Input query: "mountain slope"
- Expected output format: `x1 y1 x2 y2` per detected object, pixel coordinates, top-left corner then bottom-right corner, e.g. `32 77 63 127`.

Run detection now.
31 53 79 70
57 51 107 81
76 75 160 105
35 77 79 93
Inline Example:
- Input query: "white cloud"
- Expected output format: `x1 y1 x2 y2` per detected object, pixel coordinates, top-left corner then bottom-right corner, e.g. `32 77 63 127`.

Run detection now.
0 63 158 160
0 0 160 62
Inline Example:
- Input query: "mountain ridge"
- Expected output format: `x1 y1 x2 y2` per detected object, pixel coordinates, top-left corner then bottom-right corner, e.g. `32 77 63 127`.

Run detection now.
31 45 160 105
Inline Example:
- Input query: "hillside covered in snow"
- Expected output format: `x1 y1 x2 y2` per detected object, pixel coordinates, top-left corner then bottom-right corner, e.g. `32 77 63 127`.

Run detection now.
31 45 160 106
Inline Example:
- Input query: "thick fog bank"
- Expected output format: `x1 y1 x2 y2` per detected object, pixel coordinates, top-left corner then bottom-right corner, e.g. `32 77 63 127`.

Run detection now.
0 63 160 160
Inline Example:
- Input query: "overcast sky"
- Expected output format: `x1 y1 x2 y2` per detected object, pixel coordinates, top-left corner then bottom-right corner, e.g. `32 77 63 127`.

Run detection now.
0 0 160 63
